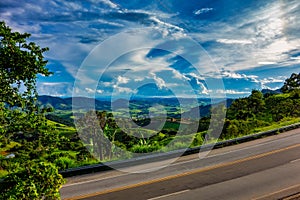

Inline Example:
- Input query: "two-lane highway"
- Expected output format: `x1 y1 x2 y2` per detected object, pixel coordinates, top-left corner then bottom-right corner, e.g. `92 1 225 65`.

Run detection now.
61 128 300 200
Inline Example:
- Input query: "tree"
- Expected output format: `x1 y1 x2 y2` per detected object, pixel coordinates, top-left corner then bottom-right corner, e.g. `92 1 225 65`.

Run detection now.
281 73 300 93
248 90 265 114
76 111 102 160
0 161 65 200
226 98 251 120
0 22 51 107
76 111 120 160
0 21 64 199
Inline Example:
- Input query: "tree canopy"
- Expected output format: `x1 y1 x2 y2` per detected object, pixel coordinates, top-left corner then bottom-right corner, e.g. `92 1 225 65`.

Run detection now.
0 21 65 200
281 72 300 93
0 21 51 107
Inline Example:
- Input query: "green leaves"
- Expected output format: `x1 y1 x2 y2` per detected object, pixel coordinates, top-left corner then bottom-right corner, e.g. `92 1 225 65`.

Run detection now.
0 21 51 107
0 21 65 199
281 73 300 93
0 161 65 200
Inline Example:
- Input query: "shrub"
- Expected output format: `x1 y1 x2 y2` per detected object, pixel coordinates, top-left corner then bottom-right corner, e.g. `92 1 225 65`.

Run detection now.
54 157 76 170
0 161 65 200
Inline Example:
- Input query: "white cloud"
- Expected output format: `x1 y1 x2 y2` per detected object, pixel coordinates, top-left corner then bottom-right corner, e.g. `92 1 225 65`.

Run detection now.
216 39 253 45
172 70 186 80
100 0 119 9
190 1 300 73
258 61 277 65
113 85 133 93
134 77 144 82
96 89 104 94
194 8 213 15
198 81 209 95
117 76 130 84
263 38 293 55
40 82 64 86
188 73 205 81
96 19 124 27
85 87 104 94
4 0 299 98
62 2 83 10
291 56 300 60
208 70 258 82
221 71 245 79
37 82 72 97
97 82 111 87
85 87 95 93
89 0 119 9
213 89 251 95
151 73 166 89
261 77 285 84
149 16 186 38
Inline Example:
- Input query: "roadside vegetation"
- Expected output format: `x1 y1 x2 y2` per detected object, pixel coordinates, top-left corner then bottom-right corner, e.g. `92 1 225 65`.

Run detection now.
0 21 65 200
0 21 300 199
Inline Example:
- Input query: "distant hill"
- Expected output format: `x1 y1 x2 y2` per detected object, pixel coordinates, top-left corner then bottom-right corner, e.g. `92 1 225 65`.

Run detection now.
183 98 235 119
38 95 70 110
38 96 213 111
37 96 236 120
71 97 111 110
37 95 111 110
261 88 282 95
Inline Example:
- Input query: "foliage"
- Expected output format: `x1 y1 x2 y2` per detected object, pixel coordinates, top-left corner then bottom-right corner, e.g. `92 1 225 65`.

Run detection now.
54 157 76 170
71 77 300 159
1 22 298 200
0 161 65 200
0 21 51 107
0 21 65 199
281 73 300 93
222 86 300 139
76 111 120 160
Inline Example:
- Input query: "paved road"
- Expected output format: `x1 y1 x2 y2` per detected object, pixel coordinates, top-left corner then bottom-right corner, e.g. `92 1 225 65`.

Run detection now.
61 128 300 200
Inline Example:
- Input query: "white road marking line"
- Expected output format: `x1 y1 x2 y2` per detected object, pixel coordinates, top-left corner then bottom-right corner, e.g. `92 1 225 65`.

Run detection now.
147 189 190 200
290 158 300 163
64 173 128 187
64 143 300 200
252 183 300 200
202 132 300 159
63 132 300 187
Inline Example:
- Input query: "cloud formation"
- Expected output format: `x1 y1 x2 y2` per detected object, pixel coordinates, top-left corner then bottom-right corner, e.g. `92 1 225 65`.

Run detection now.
1 0 299 97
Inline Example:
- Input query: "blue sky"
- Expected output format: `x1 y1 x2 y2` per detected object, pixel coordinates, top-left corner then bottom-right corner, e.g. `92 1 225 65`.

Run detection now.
1 0 300 98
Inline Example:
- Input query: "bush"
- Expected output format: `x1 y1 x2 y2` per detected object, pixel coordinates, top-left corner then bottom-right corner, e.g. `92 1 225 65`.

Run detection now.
0 161 65 200
130 144 161 153
191 132 205 147
54 157 76 170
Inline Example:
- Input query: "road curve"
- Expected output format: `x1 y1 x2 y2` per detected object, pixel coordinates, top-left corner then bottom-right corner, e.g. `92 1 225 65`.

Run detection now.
60 127 300 200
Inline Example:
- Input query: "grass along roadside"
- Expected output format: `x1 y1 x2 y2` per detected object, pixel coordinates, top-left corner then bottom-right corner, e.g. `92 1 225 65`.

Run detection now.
217 117 300 144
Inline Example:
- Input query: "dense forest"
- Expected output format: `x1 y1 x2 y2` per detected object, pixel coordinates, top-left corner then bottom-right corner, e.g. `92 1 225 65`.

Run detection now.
0 21 300 199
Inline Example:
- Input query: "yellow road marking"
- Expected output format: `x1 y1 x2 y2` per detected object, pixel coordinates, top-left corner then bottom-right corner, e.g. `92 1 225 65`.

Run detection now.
252 183 300 200
284 192 300 200
64 143 300 200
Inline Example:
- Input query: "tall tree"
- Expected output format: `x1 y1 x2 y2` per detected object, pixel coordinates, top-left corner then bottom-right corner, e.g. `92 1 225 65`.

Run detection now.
0 21 64 199
248 90 265 114
0 21 51 107
281 73 300 93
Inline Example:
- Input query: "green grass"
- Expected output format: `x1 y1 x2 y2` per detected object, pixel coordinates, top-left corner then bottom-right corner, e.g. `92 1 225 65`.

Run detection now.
47 120 75 130
273 93 291 98
249 117 300 134
216 117 300 142
44 112 300 169
47 120 76 137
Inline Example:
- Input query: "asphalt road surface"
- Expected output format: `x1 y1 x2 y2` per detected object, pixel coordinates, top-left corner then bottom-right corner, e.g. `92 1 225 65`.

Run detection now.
61 127 300 200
